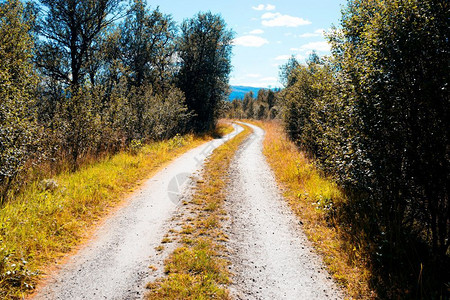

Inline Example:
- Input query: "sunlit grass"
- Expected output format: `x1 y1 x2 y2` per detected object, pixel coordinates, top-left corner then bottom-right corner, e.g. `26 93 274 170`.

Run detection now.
147 123 251 300
0 124 233 299
254 120 374 299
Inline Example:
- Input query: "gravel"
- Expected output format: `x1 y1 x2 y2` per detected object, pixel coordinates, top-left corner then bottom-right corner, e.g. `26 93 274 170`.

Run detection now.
224 122 344 300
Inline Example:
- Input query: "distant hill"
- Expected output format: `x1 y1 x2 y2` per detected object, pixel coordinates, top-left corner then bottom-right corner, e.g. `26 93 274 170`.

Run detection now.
228 86 263 101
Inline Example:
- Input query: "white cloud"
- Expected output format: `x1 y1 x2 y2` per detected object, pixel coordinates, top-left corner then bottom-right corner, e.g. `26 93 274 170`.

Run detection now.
260 12 276 19
229 75 280 88
252 4 276 11
261 12 311 27
249 29 264 35
246 73 262 78
298 28 325 38
230 80 275 88
275 55 291 61
260 76 278 82
299 41 331 52
233 35 269 47
252 4 265 10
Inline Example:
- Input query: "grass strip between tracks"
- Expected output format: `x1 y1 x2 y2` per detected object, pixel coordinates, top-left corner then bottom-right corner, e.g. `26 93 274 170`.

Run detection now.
146 123 251 299
0 123 233 299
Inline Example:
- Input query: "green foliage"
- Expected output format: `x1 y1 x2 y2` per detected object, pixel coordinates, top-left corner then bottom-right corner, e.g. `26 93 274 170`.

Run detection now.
0 248 37 297
120 1 176 92
0 0 39 203
0 0 213 201
279 0 449 297
279 55 300 88
37 0 123 89
129 139 143 155
145 88 193 141
224 88 280 120
176 12 233 132
32 0 193 169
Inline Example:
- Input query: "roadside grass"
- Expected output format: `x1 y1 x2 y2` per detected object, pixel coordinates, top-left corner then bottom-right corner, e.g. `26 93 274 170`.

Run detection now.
213 119 235 137
254 120 375 299
146 124 251 299
0 122 232 299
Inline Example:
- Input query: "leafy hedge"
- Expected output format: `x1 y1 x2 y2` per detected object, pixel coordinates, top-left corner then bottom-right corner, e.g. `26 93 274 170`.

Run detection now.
280 0 449 298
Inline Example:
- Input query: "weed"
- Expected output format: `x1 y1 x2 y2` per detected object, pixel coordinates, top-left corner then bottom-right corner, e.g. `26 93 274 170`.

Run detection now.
161 237 172 244
129 139 143 155
181 225 194 235
149 265 158 271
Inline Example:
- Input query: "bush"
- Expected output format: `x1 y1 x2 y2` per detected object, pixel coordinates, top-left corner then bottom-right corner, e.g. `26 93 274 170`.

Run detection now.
0 0 39 202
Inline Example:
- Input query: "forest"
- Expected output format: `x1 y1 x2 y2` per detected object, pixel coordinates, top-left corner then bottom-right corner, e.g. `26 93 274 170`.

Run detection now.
0 0 233 204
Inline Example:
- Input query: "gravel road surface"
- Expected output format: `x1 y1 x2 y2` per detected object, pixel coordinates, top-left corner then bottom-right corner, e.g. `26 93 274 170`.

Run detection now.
33 124 243 300
225 122 344 300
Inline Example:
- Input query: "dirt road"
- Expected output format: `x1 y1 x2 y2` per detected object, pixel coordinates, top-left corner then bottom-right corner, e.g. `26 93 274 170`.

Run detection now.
225 122 343 299
34 122 343 299
33 124 243 300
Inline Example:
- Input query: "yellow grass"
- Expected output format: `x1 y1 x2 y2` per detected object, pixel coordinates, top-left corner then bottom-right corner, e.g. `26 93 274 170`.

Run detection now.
215 119 235 136
147 124 252 299
0 124 232 299
254 120 375 299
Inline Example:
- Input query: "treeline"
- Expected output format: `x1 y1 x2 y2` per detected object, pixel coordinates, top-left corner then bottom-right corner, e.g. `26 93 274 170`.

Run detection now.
224 88 279 120
0 0 233 203
278 0 448 298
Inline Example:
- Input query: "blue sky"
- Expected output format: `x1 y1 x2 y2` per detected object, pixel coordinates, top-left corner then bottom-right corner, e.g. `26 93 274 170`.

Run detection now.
147 0 346 88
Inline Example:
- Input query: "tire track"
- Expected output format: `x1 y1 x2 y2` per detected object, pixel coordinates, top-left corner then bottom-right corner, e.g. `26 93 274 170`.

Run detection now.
224 122 344 300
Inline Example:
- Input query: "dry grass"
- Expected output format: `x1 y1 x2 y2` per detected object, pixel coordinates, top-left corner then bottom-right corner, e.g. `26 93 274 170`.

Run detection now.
215 119 235 136
254 120 375 299
0 124 232 299
146 124 251 299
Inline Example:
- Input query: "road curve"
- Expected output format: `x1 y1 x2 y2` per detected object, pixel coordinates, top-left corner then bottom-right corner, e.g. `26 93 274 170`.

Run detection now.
225 122 344 300
33 124 243 300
